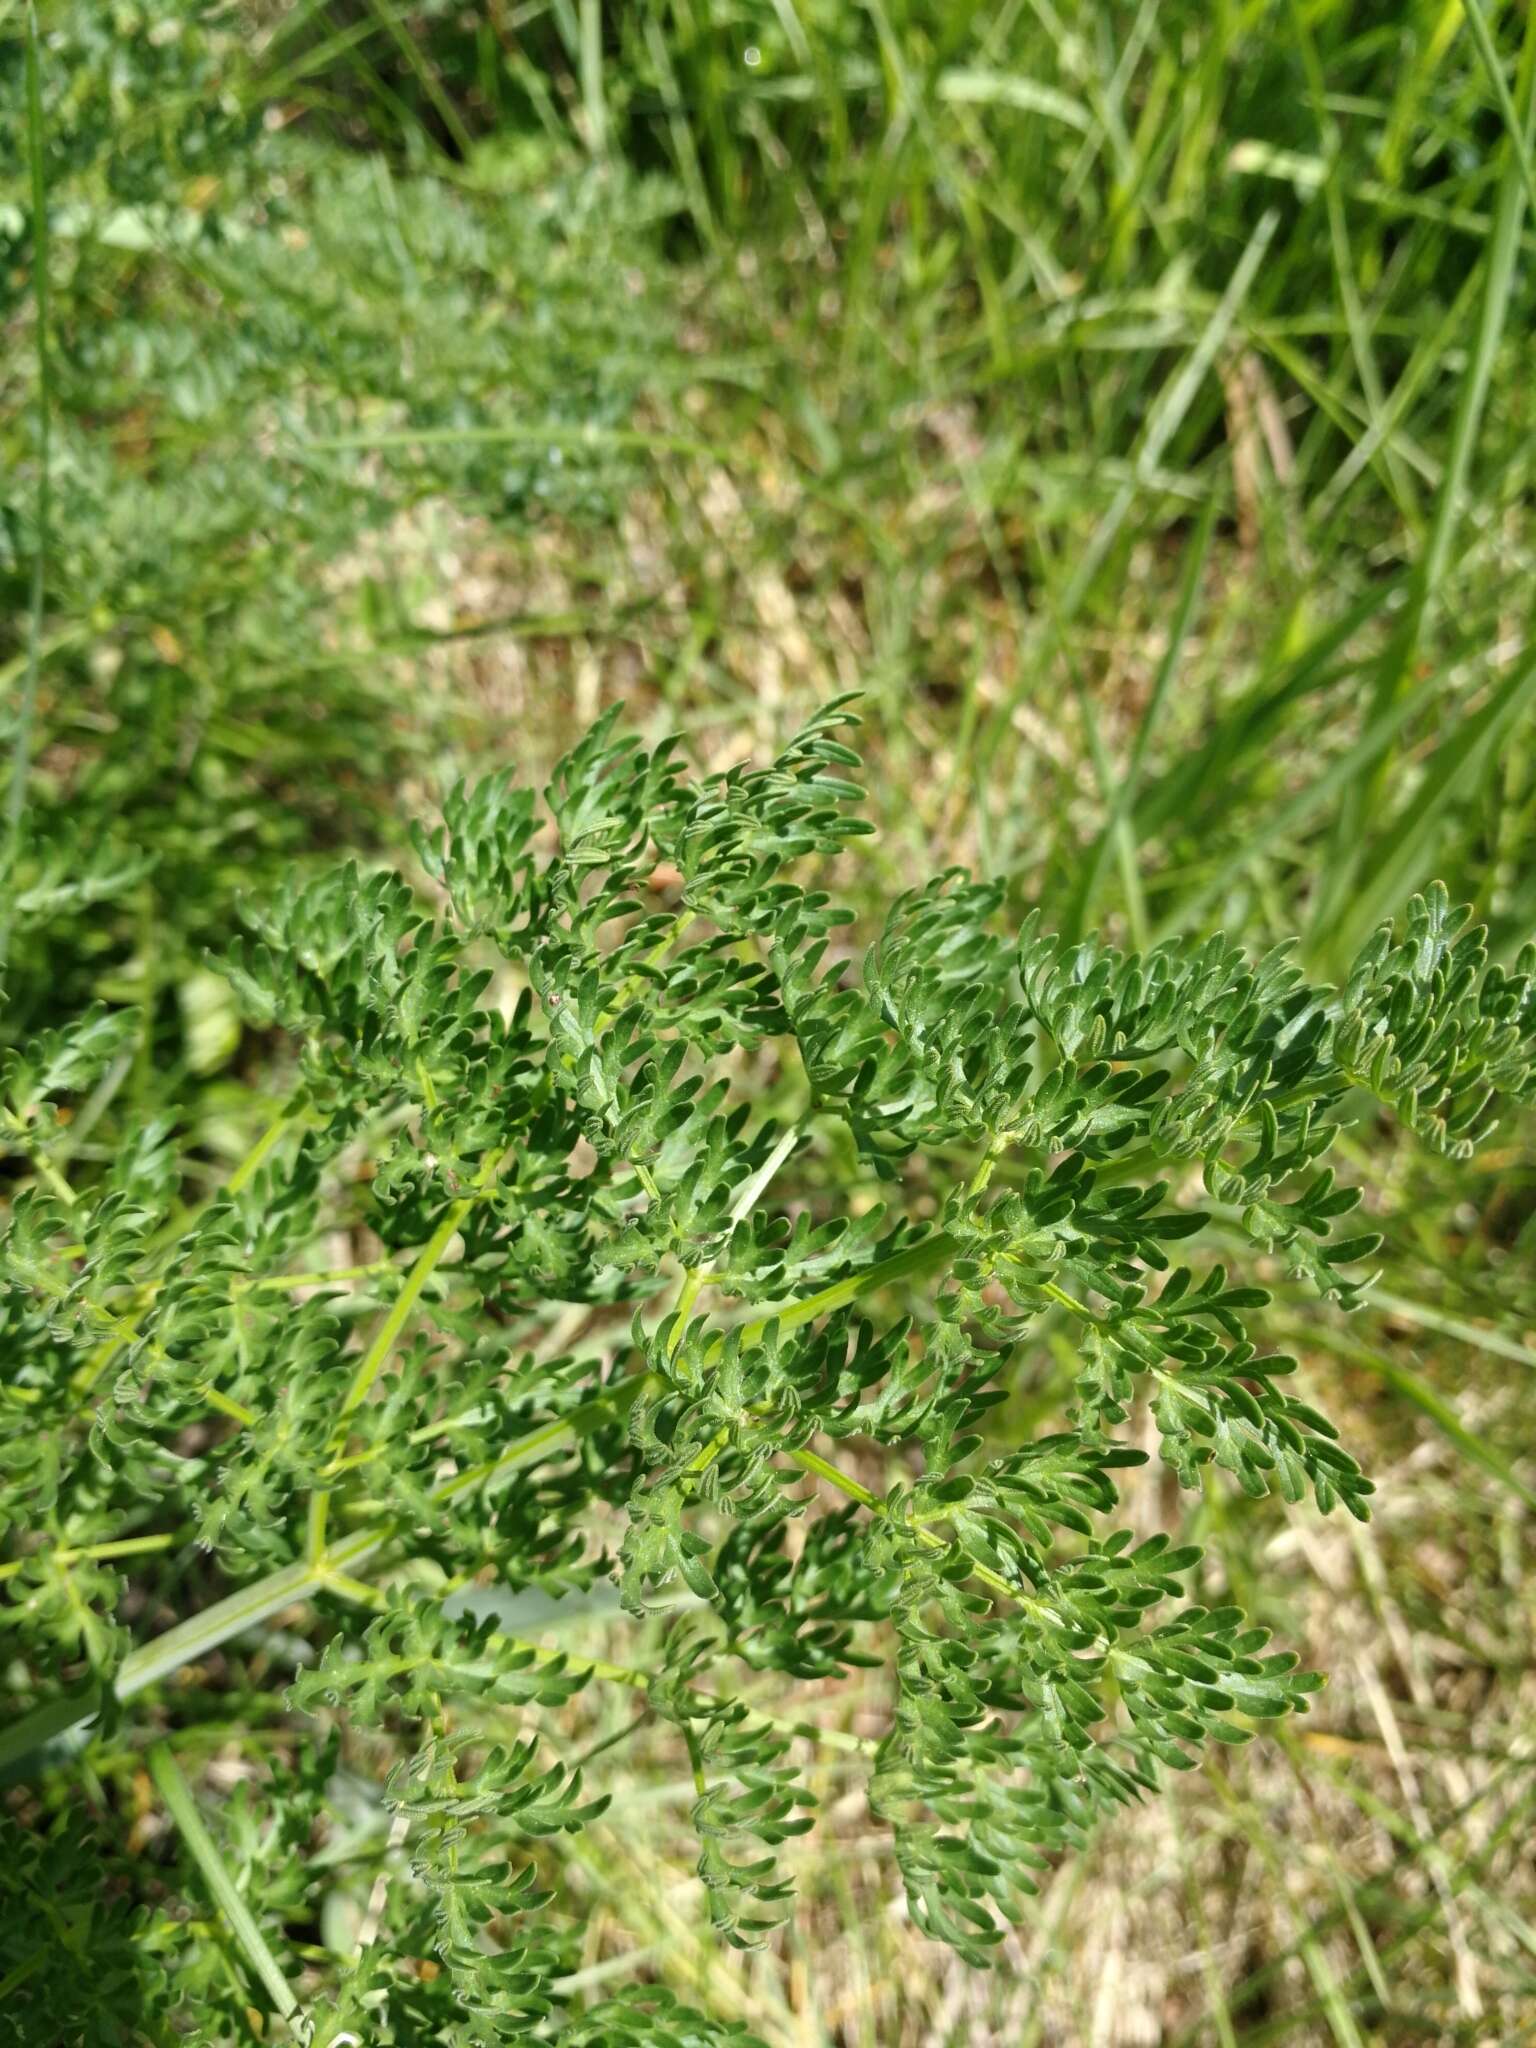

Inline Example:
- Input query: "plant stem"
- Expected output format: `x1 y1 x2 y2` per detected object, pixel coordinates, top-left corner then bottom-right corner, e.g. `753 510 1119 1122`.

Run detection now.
225 1105 299 1196
669 1266 706 1347
243 1260 397 1294
787 1445 1024 1609
966 1138 1005 1198
203 1386 259 1427
306 1490 329 1564
333 1145 510 1426
593 909 695 1032
0 1115 78 1207
0 1532 174 1584
1041 1279 1100 1325
683 1723 709 1797
736 1231 956 1344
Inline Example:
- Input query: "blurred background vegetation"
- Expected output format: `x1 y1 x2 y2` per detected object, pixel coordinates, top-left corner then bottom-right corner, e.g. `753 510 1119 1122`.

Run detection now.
3 2 1534 2041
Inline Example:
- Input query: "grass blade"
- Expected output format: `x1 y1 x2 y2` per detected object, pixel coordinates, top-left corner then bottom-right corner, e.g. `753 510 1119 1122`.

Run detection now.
1314 4 1536 939
1152 634 1454 940
1341 646 1536 955
1130 576 1398 851
1364 1287 1536 1370
1296 1321 1536 1512
1063 207 1278 615
149 1743 305 2033
934 66 1093 134
1063 490 1218 942
0 1682 101 1782
357 0 473 159
580 0 607 155
1463 0 1536 215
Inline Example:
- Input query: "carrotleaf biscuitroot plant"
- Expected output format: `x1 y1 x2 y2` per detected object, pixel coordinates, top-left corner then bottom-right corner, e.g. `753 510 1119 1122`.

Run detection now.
3 701 1535 2044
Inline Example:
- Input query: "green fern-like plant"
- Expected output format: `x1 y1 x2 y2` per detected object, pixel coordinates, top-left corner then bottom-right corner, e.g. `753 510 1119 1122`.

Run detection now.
4 700 1534 2043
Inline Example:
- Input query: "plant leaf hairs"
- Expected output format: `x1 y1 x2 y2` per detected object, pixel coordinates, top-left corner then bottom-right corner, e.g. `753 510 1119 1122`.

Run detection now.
3 699 1535 2042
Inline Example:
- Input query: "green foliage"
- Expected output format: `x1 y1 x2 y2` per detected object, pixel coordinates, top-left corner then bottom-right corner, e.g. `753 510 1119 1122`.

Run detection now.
0 1820 172 2048
0 0 681 1053
0 4 1531 2038
4 703 1534 2040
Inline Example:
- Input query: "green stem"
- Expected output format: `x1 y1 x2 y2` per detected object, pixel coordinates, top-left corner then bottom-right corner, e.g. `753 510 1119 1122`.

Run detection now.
594 910 695 1034
787 1444 1025 1610
736 1231 956 1344
306 1490 329 1565
669 1266 706 1348
433 1373 657 1508
683 1723 709 1797
786 1443 883 1511
14 1135 76 1208
1041 1279 1101 1326
333 1146 510 1426
242 1259 397 1295
0 1532 174 1584
224 1105 299 1197
204 1386 258 1427
966 1138 1005 1199
0 1950 48 2004
126 1525 390 1703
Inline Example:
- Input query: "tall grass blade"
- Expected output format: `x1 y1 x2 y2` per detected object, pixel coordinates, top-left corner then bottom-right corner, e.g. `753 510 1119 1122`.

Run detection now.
1343 646 1536 954
1063 207 1278 615
1064 491 1217 941
148 1742 306 2034
1463 0 1536 215
1298 1323 1536 1512
1314 5 1536 943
